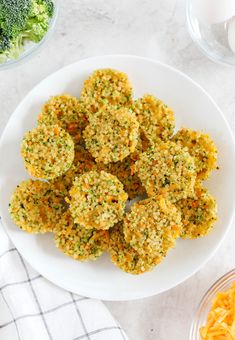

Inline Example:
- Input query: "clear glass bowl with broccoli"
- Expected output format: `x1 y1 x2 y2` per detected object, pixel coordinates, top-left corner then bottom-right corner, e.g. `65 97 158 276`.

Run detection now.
0 0 58 66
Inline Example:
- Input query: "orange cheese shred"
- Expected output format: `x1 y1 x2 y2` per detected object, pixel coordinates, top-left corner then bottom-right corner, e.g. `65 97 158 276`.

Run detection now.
200 282 235 339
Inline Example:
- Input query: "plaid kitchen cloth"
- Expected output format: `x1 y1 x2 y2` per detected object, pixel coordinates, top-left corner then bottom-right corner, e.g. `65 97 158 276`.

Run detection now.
0 225 128 340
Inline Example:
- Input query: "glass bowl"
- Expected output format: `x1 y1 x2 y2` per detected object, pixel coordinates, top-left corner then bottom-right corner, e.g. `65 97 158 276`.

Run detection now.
190 269 235 339
0 0 59 70
186 0 235 66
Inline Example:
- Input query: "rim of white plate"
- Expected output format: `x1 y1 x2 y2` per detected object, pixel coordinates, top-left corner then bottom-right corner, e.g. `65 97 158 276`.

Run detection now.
0 55 235 301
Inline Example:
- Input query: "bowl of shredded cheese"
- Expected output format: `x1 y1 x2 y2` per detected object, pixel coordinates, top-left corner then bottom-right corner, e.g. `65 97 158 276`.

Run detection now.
190 269 235 339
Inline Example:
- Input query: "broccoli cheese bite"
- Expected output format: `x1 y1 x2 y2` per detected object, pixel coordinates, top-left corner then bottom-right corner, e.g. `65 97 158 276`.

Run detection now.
134 141 196 201
98 157 146 200
53 145 97 193
69 171 128 230
8 67 219 273
21 125 74 180
96 131 151 199
176 185 217 239
108 224 161 275
83 106 139 164
123 197 182 259
172 128 218 180
55 212 109 261
9 179 66 233
81 68 133 113
133 95 175 145
37 94 88 144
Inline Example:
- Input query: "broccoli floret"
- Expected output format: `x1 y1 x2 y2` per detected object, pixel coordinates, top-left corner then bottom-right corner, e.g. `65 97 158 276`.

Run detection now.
0 0 32 39
37 0 54 17
0 34 24 63
30 0 54 17
0 37 21 63
7 35 24 58
0 30 10 52
0 0 54 62
23 0 54 43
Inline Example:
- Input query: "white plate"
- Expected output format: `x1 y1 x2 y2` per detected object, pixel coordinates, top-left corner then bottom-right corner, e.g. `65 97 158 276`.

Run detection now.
1 55 235 301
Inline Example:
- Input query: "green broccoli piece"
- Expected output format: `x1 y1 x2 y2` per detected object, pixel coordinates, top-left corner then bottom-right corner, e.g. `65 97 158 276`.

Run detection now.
23 0 54 43
39 0 54 17
0 0 54 62
0 0 32 39
0 35 24 63
0 30 10 52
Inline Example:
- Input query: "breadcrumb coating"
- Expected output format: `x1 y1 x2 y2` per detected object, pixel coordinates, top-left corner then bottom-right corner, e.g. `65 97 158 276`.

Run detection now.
172 128 218 180
55 212 109 261
37 94 88 145
108 223 161 275
9 179 66 233
176 185 217 239
21 125 74 180
83 106 139 164
134 141 196 201
53 145 97 194
123 197 182 259
81 68 133 113
69 171 128 230
133 94 175 144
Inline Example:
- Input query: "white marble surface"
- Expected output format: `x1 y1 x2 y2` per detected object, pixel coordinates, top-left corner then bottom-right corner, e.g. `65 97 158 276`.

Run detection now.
1 1 235 339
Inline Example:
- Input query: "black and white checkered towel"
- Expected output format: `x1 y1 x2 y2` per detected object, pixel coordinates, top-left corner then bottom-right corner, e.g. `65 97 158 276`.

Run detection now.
0 225 128 340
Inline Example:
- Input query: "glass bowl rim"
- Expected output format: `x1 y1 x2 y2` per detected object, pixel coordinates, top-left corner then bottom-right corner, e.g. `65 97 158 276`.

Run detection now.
0 0 59 71
190 268 235 339
186 0 235 67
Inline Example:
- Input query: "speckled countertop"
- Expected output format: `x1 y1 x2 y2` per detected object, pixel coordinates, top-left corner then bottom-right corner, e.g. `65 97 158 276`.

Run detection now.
1 1 235 339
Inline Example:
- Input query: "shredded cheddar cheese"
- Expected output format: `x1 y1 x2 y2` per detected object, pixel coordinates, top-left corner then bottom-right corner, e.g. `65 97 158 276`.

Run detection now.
200 282 235 339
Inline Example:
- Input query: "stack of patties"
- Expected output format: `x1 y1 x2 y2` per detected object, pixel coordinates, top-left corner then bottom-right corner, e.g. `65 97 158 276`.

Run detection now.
9 68 218 273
